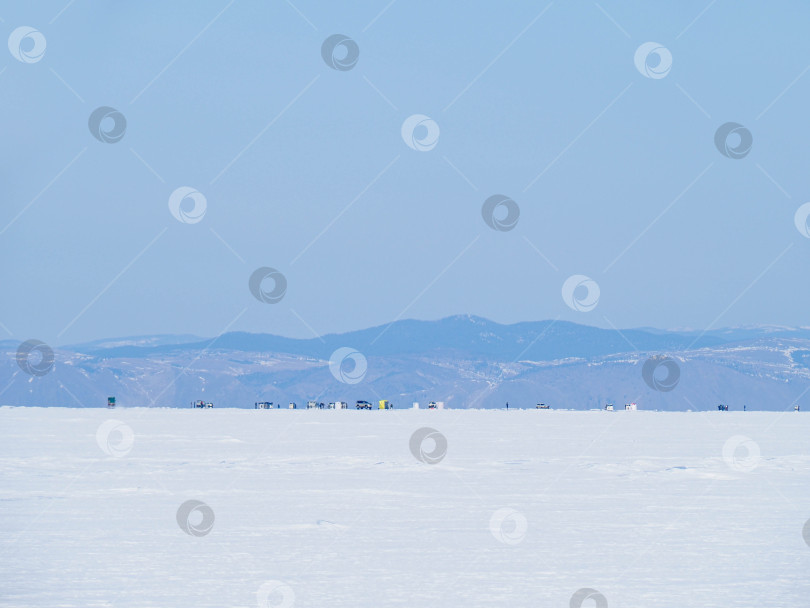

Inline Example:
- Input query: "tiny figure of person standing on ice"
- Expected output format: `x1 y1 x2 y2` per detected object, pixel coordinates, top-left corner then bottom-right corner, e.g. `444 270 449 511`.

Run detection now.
506 402 509 410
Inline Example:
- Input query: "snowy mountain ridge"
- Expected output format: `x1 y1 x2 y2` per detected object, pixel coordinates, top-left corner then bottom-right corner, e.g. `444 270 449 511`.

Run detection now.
5 316 810 410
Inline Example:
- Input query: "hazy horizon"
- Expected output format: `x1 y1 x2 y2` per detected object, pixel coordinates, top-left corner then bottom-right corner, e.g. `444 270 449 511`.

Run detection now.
26 313 810 349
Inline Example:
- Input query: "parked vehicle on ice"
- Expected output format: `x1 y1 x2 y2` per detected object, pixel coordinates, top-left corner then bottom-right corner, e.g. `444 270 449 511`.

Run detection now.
356 400 373 410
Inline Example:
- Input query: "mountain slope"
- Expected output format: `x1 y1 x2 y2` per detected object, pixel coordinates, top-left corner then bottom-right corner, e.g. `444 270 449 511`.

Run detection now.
4 316 810 410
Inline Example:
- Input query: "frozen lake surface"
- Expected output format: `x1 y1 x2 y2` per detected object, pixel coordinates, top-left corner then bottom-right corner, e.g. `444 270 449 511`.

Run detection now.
1 407 808 607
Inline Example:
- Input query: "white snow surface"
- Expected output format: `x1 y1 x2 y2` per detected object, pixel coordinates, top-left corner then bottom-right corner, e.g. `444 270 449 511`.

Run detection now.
1 407 808 607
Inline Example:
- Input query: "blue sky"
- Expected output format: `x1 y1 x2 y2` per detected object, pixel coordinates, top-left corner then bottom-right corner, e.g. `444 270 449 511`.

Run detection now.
3 0 810 344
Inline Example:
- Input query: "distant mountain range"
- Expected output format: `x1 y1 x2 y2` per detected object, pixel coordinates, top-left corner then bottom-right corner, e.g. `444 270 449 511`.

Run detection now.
4 315 810 410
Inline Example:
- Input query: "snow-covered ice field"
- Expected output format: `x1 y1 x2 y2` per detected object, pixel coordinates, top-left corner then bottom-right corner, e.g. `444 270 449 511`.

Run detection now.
1 406 808 607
